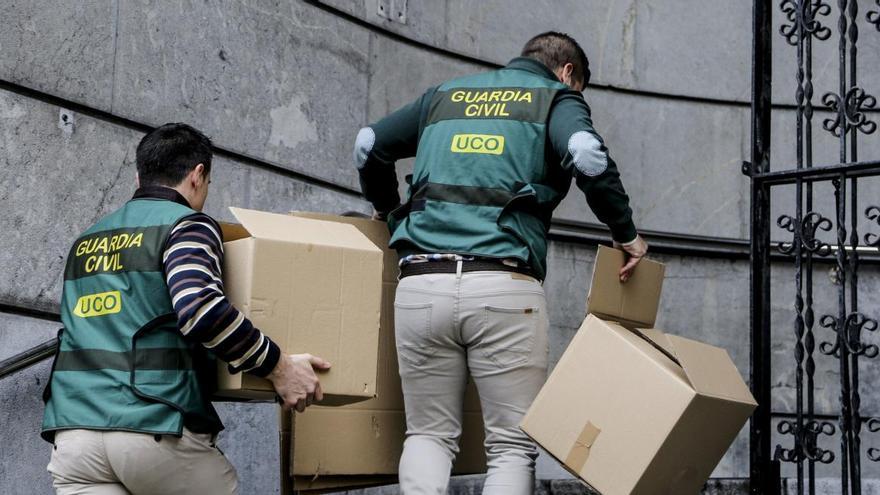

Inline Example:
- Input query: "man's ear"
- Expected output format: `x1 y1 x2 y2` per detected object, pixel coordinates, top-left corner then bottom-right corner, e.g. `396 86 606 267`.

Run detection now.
135 171 140 188
562 63 575 81
554 63 576 86
192 163 206 186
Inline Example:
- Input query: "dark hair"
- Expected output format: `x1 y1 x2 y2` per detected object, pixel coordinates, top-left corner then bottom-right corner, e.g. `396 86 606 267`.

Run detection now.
136 123 213 186
521 31 591 87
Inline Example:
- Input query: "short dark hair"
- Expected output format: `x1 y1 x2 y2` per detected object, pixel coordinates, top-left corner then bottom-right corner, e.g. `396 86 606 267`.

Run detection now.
521 31 591 87
136 123 213 186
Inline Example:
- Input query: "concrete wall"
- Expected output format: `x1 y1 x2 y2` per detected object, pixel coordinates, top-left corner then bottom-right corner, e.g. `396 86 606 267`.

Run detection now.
3 1 880 494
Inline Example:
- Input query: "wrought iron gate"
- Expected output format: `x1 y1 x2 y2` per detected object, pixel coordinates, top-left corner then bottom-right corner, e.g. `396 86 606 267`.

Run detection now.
748 0 880 493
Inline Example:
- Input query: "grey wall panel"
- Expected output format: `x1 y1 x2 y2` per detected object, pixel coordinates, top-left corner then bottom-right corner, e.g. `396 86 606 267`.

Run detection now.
111 0 370 191
319 0 448 54
0 360 54 495
0 90 141 314
366 32 482 122
0 1 115 110
320 0 880 108
203 161 368 223
319 0 755 102
0 89 370 313
0 313 59 360
555 91 751 239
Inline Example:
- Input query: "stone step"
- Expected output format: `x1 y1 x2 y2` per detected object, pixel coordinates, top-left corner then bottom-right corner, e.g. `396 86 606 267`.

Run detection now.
326 476 751 494
327 477 880 494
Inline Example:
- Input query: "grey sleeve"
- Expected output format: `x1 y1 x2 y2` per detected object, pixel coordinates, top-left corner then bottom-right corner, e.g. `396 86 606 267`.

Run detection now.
547 90 638 243
355 88 436 214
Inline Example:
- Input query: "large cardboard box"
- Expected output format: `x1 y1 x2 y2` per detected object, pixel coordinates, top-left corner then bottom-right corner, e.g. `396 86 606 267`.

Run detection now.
287 213 487 491
214 207 383 406
521 246 757 495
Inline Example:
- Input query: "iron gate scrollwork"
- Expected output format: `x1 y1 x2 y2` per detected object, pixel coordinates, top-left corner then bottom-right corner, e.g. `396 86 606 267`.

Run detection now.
749 0 880 493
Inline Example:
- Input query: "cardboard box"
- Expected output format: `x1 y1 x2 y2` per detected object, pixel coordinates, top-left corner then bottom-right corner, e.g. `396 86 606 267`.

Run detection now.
213 207 383 406
288 213 407 412
521 246 757 495
288 213 487 489
292 409 486 474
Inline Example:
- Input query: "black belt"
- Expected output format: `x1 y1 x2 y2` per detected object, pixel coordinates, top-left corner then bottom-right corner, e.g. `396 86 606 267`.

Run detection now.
399 259 539 280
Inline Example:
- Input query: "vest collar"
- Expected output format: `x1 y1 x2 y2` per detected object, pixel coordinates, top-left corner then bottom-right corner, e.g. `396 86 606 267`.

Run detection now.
505 57 562 83
132 185 192 208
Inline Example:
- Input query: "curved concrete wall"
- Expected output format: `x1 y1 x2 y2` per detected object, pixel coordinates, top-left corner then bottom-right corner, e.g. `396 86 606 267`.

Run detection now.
319 0 880 106
3 1 880 493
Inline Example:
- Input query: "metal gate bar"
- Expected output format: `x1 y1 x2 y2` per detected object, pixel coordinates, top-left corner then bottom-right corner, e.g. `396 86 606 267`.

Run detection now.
749 1 880 493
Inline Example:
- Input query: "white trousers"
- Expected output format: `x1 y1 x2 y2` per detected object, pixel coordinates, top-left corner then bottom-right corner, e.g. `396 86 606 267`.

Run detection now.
395 270 549 495
47 428 238 495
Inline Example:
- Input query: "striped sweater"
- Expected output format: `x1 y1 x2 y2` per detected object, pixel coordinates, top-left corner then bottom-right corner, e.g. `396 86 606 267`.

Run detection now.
151 193 281 378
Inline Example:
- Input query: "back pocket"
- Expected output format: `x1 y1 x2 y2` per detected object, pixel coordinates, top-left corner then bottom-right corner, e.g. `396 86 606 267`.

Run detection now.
480 305 539 369
394 302 435 367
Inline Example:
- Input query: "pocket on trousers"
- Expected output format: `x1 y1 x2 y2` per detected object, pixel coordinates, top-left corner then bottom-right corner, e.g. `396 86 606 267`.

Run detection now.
394 302 434 367
480 305 539 368
180 428 217 452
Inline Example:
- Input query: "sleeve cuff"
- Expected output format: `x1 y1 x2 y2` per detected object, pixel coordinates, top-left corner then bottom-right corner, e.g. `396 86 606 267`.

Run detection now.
243 338 282 378
609 221 638 245
618 236 640 246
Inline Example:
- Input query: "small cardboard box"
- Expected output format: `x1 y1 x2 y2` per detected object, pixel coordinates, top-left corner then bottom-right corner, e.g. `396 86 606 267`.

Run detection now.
213 207 383 406
287 213 487 489
521 246 757 495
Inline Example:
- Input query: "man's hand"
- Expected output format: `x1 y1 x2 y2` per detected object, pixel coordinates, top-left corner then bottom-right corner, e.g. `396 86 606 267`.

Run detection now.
267 353 331 412
613 235 648 283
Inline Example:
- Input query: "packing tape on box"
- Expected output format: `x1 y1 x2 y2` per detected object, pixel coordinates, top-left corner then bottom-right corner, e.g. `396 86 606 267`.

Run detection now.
564 421 601 472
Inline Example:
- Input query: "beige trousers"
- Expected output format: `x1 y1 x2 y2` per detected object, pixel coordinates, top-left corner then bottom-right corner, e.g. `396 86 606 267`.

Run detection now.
395 269 549 495
47 428 238 495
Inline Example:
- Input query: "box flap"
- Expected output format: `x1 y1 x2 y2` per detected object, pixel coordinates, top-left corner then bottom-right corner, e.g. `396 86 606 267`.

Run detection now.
220 222 251 242
288 211 399 283
630 327 681 368
639 328 675 357
228 207 378 251
587 245 664 327
665 335 757 406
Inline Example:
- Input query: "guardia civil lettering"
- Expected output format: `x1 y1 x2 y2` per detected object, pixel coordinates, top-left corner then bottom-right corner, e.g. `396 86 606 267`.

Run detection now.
450 89 533 117
75 231 144 273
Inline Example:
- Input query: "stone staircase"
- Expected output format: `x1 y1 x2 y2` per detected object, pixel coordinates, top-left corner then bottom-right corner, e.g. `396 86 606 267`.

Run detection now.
327 477 880 494
326 476 750 494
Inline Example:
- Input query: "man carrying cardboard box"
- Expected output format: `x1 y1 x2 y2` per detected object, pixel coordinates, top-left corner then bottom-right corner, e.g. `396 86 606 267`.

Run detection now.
41 123 330 495
355 32 647 494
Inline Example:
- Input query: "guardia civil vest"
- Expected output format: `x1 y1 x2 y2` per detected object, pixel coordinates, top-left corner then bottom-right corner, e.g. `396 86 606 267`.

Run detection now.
42 197 221 440
388 67 569 279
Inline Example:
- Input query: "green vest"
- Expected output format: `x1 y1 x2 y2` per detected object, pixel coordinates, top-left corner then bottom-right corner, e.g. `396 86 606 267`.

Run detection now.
388 68 568 279
42 197 221 440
